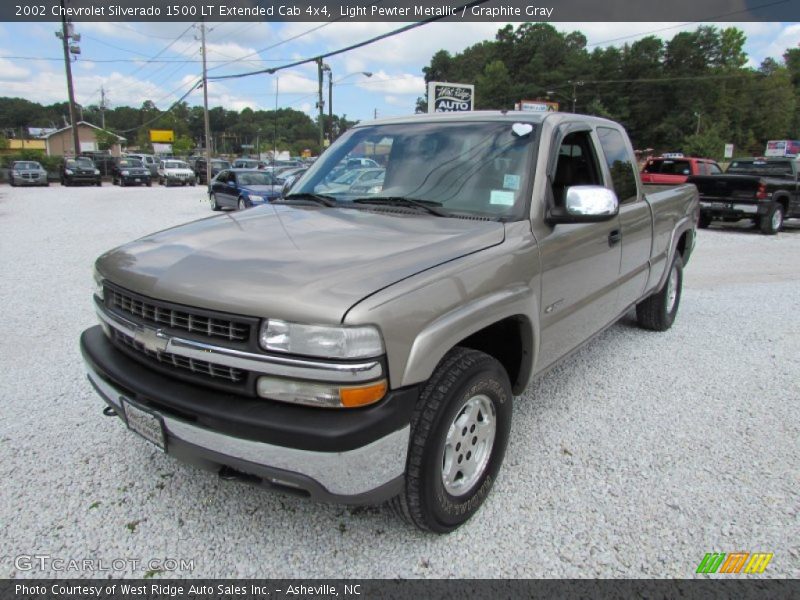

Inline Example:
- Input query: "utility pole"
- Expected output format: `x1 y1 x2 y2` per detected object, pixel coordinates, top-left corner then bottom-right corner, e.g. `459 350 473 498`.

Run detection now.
273 76 279 163
199 21 212 188
99 85 107 129
57 0 80 157
316 58 325 153
328 69 333 144
569 80 584 113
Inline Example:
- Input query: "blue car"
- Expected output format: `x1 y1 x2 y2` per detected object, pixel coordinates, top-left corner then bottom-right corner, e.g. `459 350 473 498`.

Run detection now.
209 168 282 211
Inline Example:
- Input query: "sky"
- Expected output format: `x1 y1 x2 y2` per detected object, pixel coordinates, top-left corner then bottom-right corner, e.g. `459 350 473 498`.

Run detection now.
0 20 798 124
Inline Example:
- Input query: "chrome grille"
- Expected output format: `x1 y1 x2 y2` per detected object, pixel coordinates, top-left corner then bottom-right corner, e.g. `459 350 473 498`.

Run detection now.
107 287 250 342
113 329 245 383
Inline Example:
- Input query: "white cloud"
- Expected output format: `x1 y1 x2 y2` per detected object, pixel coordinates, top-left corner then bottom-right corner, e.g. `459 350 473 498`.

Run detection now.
0 54 30 81
354 70 425 95
274 70 318 94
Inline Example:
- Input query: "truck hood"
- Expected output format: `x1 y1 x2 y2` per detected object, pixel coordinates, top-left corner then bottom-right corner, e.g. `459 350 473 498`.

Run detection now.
97 205 505 323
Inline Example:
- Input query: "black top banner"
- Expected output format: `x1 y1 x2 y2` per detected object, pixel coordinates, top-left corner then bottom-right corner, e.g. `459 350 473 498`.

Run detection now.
3 0 800 22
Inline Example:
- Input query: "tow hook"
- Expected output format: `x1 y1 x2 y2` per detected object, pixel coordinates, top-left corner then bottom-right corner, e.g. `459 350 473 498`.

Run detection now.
102 406 117 417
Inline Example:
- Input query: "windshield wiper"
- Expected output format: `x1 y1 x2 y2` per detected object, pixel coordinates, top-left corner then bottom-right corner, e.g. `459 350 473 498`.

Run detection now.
352 196 448 217
277 192 337 207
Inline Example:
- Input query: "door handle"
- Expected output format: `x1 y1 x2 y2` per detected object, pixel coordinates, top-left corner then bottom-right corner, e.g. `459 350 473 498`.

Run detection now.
608 230 622 246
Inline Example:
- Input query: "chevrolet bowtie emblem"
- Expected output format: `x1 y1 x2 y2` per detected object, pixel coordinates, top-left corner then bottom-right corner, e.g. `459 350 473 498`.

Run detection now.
134 326 169 353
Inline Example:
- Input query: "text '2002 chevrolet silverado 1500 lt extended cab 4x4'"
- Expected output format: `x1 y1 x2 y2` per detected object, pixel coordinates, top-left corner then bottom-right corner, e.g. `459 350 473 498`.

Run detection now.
81 112 698 533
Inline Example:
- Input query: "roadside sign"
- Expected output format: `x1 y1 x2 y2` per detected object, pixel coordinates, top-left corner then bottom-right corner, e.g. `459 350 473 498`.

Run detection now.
149 129 174 143
517 100 559 112
724 143 734 158
427 82 475 113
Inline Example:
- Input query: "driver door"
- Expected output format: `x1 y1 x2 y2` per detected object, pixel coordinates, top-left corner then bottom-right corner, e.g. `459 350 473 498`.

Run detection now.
535 127 622 373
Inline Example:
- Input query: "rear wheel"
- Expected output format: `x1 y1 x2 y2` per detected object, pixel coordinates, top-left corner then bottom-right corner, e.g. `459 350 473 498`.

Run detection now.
760 203 784 235
389 347 512 533
636 254 683 331
210 193 221 211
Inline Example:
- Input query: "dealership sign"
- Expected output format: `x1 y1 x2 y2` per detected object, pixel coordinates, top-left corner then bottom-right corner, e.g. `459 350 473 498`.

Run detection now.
427 82 474 113
516 100 559 112
149 129 174 143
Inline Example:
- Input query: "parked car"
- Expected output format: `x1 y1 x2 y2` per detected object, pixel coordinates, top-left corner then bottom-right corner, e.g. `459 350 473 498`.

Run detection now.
194 158 232 184
80 151 116 177
689 156 800 234
344 157 380 169
232 158 260 169
279 167 309 196
317 167 385 193
124 153 159 177
60 157 101 186
111 157 151 187
82 111 698 532
209 168 282 211
157 160 195 186
9 160 48 186
640 156 722 185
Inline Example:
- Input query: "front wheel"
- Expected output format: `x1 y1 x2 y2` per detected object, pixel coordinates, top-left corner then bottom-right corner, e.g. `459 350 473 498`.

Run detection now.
210 193 221 211
389 347 512 533
636 253 683 331
760 203 784 235
238 198 248 211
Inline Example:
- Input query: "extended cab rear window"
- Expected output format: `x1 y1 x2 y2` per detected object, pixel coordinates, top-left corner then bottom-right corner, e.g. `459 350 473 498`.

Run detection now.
727 160 793 177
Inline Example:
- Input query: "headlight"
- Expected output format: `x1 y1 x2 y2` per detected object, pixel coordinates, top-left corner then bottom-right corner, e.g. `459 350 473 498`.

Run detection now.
93 268 104 300
94 169 100 175
249 195 264 203
121 170 130 175
65 169 74 175
259 320 384 359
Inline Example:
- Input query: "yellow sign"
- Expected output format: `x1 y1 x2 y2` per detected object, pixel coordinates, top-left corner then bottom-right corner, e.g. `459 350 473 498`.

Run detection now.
301 149 312 158
149 129 174 143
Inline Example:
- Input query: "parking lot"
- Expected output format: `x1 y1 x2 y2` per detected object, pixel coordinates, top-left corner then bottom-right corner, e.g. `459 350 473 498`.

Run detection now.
0 183 798 578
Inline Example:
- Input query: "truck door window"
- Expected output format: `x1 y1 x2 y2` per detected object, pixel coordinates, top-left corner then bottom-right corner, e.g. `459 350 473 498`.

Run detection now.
551 131 603 207
597 127 638 203
708 163 722 174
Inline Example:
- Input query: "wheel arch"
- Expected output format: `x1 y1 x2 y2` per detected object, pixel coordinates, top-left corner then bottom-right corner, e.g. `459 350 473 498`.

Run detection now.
400 286 539 395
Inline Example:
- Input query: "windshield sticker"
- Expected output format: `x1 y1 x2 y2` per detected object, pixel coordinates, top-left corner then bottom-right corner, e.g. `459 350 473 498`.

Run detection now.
503 174 521 190
490 190 515 206
512 123 533 137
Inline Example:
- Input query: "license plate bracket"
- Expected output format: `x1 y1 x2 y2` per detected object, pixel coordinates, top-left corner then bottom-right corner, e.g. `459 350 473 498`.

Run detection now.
122 399 166 452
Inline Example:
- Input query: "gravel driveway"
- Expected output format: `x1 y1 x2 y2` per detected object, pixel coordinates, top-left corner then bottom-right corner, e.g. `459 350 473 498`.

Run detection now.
1 184 798 578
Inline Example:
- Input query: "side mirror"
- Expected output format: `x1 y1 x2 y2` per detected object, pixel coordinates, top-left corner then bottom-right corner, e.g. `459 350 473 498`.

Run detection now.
548 186 619 224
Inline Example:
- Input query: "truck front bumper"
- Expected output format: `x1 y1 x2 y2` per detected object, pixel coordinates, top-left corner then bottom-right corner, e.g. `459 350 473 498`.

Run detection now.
81 326 415 504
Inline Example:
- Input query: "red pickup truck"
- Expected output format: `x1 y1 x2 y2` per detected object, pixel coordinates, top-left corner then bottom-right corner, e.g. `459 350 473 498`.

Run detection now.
641 156 722 185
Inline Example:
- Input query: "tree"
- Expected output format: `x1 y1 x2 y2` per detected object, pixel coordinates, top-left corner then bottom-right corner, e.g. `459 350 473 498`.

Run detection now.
95 128 119 151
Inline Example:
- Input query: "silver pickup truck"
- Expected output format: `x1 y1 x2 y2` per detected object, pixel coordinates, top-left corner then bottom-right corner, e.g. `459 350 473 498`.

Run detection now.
81 112 698 533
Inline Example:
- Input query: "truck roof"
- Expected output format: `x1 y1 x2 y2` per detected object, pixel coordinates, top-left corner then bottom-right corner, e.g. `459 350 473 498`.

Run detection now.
358 110 619 129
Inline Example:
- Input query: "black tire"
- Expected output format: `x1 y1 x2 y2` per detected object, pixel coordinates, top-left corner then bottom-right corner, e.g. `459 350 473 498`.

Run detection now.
759 203 784 235
697 213 711 229
389 347 512 533
146 180 152 187
238 197 248 211
120 179 126 187
190 179 195 187
96 180 102 187
210 193 221 211
636 253 683 332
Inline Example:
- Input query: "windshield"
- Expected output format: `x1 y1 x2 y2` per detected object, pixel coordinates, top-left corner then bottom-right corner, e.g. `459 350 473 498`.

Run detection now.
727 160 794 177
292 121 535 219
14 162 41 170
68 158 94 168
643 159 691 175
238 172 275 186
212 160 230 169
164 161 189 169
118 159 143 168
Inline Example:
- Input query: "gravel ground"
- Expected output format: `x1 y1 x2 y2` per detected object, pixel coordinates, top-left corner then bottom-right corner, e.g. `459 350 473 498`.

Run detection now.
0 184 798 579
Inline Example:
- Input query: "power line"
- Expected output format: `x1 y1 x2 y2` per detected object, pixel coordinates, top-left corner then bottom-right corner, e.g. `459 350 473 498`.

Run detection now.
208 0 490 82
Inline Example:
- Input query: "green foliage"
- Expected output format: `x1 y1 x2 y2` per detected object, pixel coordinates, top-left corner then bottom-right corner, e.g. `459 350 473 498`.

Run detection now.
94 128 119 151
171 135 195 155
0 134 8 149
418 23 798 155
